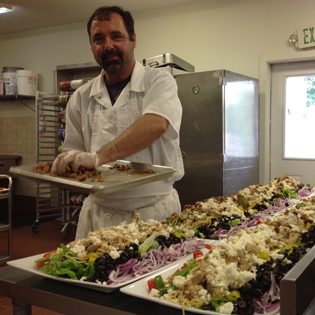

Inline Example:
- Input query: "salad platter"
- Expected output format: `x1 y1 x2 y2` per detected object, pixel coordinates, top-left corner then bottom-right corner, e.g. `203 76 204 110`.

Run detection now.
120 261 280 315
122 197 315 315
7 253 181 293
7 239 214 293
7 253 121 292
9 160 176 195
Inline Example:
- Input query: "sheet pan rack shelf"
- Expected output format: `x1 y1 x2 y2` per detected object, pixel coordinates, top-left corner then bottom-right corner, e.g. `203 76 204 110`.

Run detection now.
34 91 72 235
0 175 12 263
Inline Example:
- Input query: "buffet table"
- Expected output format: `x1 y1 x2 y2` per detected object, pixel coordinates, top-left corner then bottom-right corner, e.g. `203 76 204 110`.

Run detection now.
5 169 315 315
0 251 314 315
0 266 196 315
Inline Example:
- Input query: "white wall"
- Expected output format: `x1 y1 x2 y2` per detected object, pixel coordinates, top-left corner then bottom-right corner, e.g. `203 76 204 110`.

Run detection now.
1 0 315 187
2 0 309 91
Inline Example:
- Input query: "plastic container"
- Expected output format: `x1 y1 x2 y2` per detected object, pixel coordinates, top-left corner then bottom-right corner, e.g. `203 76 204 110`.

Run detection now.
2 67 24 96
16 70 38 96
3 72 17 96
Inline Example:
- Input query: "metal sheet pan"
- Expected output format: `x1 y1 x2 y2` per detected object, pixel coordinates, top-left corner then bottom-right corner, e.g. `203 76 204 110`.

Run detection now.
9 160 176 195
142 53 195 72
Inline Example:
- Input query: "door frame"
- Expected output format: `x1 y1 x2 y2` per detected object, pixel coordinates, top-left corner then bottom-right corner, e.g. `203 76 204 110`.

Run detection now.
259 54 315 185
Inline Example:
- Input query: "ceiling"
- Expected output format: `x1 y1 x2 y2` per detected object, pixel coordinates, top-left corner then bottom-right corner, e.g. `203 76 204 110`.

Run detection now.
0 0 202 36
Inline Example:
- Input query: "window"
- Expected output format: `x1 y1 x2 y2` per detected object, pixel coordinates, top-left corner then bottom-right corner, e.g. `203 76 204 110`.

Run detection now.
285 75 315 159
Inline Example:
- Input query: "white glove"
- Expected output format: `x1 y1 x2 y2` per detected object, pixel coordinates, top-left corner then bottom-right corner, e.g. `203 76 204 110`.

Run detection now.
51 150 97 175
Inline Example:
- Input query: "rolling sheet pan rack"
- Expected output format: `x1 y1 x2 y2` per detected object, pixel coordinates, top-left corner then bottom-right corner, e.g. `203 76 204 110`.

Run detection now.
34 91 73 235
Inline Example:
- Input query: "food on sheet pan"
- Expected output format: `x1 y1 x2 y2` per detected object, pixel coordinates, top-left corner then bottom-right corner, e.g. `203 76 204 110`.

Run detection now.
33 161 53 174
32 161 103 182
110 162 156 174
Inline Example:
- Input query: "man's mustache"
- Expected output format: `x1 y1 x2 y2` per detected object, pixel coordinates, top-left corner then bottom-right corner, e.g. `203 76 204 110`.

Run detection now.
101 51 123 62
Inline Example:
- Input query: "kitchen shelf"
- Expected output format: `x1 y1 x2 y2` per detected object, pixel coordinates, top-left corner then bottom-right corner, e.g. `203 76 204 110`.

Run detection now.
56 62 100 86
0 95 35 101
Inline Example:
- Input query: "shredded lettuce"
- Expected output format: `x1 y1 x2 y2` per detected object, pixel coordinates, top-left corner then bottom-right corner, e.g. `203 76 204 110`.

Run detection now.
282 188 298 199
37 244 95 280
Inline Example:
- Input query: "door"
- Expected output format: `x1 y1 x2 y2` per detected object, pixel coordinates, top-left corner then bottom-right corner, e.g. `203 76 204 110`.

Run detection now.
270 61 315 184
174 71 224 205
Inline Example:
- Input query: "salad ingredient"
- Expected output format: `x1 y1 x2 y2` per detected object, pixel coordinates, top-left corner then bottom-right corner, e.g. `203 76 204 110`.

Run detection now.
36 244 95 280
138 234 160 254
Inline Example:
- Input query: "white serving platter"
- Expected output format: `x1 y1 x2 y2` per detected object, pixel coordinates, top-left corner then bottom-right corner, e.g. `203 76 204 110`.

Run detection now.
7 240 214 293
7 253 183 293
7 253 125 292
120 260 280 315
9 160 176 195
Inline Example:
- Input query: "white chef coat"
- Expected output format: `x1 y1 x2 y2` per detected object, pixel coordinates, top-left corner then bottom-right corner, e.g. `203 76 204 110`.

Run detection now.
63 61 184 239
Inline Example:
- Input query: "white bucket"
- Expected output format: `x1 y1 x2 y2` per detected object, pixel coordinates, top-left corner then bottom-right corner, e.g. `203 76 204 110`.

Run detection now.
3 72 17 96
16 70 38 96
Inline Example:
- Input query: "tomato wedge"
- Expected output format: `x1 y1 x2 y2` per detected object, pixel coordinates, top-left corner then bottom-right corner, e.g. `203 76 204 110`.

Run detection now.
147 278 155 291
204 243 214 250
193 250 203 260
35 251 55 268
147 275 165 291
43 250 55 258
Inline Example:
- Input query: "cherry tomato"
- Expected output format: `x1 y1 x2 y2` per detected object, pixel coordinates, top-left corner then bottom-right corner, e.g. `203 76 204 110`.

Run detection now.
193 250 203 260
35 251 55 268
204 243 214 250
181 262 188 269
43 251 55 258
35 261 46 268
147 278 155 291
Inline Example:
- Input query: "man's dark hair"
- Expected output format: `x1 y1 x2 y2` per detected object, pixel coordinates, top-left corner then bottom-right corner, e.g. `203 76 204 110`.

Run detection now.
87 6 135 41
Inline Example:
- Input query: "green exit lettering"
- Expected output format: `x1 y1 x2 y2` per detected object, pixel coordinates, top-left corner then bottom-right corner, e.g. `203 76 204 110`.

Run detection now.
303 27 315 45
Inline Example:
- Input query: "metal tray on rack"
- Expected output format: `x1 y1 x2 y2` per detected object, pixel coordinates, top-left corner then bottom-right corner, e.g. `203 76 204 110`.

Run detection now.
9 160 176 195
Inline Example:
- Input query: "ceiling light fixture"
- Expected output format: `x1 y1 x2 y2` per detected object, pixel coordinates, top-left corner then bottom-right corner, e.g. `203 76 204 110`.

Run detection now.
0 3 12 14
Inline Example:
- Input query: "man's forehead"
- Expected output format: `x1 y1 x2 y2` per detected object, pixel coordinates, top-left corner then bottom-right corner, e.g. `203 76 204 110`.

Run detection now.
92 12 122 23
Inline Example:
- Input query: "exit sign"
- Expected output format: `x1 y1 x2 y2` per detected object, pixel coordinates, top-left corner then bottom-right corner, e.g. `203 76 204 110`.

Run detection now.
297 26 315 48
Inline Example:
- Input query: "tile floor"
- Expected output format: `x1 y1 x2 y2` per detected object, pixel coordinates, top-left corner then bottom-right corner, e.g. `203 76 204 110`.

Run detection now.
0 219 76 314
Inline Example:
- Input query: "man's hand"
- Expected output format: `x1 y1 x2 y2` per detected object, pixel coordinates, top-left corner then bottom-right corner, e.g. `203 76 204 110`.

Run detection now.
51 150 97 175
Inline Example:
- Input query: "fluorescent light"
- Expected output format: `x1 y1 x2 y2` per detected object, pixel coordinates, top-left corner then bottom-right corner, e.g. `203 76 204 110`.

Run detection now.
0 3 12 14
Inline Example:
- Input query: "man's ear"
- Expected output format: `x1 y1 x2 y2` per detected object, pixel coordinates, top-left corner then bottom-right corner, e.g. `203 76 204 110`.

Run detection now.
131 33 136 48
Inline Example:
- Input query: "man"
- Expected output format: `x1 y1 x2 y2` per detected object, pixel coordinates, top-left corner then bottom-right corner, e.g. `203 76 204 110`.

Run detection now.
52 6 184 239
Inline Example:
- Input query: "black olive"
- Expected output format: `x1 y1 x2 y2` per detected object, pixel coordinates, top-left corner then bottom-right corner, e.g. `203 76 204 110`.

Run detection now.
237 299 247 309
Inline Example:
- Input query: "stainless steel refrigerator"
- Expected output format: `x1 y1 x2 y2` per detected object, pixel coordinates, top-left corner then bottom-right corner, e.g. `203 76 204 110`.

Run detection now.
174 70 259 206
